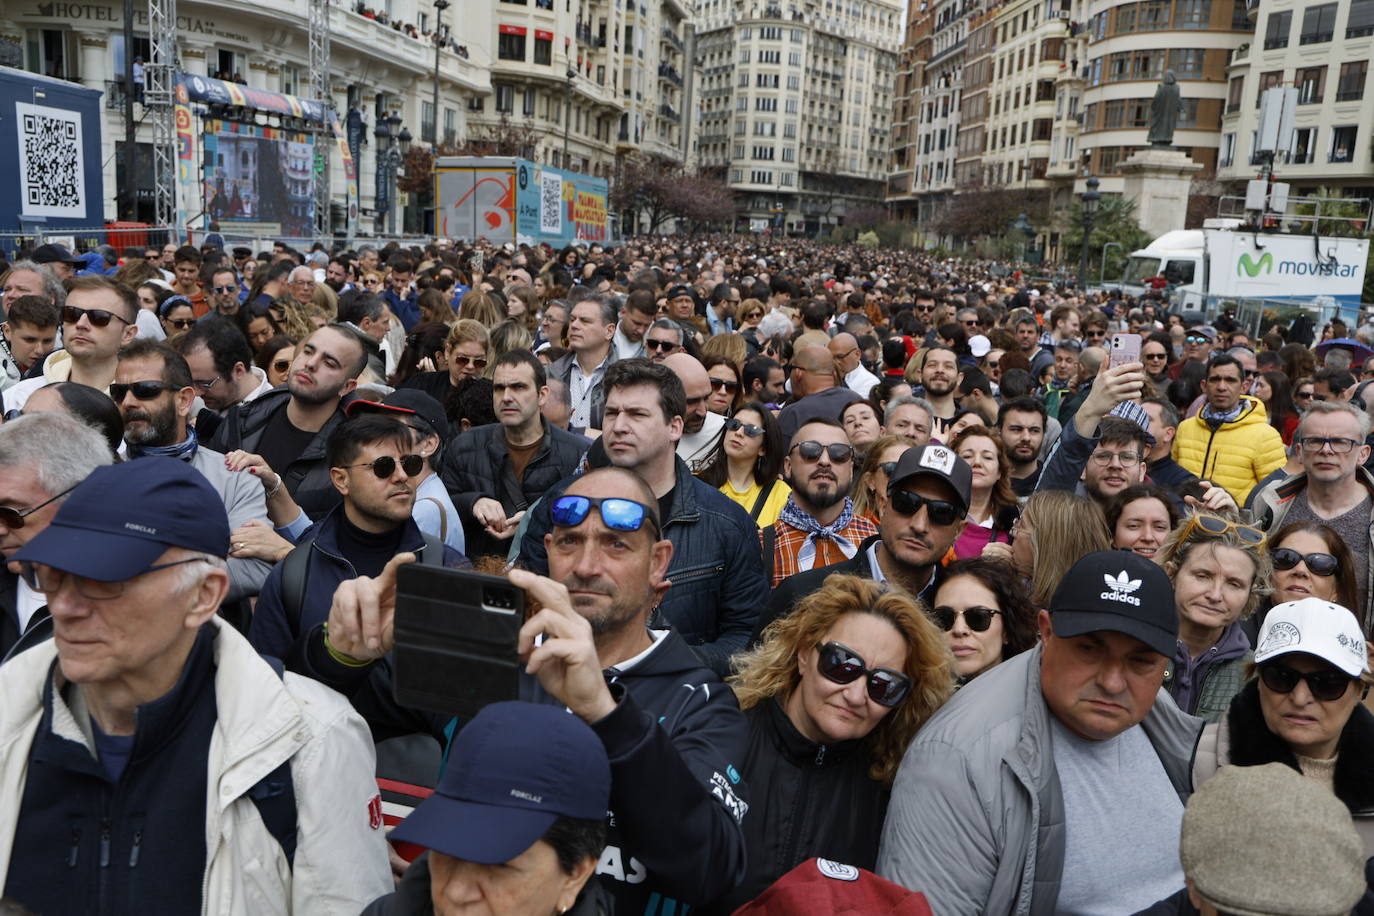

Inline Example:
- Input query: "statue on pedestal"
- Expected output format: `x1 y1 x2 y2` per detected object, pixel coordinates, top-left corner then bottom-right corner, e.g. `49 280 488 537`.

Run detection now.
1148 70 1185 147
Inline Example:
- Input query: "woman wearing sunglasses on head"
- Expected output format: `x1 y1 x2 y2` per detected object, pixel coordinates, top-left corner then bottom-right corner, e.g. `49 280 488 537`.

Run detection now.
930 557 1038 682
1159 511 1272 723
1191 598 1374 857
714 574 953 913
696 400 790 527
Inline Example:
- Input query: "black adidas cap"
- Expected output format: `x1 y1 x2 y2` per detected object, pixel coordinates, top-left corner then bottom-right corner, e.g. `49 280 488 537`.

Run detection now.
1049 550 1177 657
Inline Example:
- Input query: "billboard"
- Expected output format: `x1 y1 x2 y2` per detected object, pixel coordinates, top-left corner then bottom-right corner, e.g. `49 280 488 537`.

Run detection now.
1205 229 1369 305
201 120 316 239
435 157 608 245
514 161 609 245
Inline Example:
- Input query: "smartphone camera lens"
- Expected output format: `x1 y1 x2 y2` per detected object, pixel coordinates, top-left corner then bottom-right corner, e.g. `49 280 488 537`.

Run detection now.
485 589 513 611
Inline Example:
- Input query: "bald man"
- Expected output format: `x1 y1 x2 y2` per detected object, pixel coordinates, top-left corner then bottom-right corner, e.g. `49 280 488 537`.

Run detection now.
776 345 862 444
665 352 726 471
829 331 879 398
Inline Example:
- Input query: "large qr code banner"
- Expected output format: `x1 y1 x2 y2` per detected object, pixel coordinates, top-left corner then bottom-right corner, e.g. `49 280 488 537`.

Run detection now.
16 101 87 220
540 172 562 236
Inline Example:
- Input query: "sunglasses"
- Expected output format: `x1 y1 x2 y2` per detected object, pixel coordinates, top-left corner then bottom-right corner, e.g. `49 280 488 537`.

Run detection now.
710 378 740 393
877 460 898 477
109 380 177 401
451 355 488 369
816 641 913 707
1258 662 1354 702
790 440 855 464
1295 390 1314 400
63 305 131 328
725 417 764 437
165 317 195 330
1177 512 1266 547
1143 351 1169 360
888 489 962 526
1185 335 1211 344
0 483 78 530
272 358 292 373
211 285 237 294
550 495 659 535
1272 547 1339 576
342 454 425 478
930 605 1000 632
644 338 678 352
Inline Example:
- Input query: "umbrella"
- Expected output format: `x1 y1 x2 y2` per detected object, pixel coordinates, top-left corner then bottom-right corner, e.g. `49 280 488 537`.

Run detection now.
1314 338 1374 363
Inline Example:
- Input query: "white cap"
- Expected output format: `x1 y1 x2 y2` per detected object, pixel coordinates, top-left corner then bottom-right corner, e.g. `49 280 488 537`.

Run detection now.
969 334 991 358
1255 598 1370 677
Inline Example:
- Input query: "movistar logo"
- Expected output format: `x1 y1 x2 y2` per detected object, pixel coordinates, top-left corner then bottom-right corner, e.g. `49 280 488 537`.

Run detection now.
1237 253 1274 277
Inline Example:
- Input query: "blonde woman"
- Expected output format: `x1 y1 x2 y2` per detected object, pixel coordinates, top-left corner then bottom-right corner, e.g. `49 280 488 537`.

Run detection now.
399 318 490 413
722 574 953 912
1010 490 1111 609
457 289 504 328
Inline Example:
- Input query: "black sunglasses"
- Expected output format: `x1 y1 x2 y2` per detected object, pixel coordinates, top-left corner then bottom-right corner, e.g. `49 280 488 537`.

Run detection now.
0 483 78 530
63 305 131 328
889 489 961 526
272 358 292 372
644 339 678 352
816 641 913 707
451 355 488 369
710 378 740 393
343 454 425 478
725 417 764 437
109 380 177 401
790 441 855 464
551 495 659 535
1271 547 1339 576
877 460 898 477
1259 662 1355 702
165 317 195 329
930 605 1000 632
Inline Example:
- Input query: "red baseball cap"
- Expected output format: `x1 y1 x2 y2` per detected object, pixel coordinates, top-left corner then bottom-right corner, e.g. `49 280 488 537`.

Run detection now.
730 859 933 915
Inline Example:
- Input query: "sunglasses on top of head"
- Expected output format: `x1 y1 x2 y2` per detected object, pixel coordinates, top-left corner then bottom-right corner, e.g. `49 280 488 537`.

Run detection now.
816 641 913 707
550 495 660 535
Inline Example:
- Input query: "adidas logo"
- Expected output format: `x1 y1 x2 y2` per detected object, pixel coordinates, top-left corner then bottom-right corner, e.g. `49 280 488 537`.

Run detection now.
1100 570 1143 606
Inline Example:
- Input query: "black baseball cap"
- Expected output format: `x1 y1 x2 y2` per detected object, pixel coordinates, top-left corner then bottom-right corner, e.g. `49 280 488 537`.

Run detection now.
347 389 449 442
32 243 84 266
1049 550 1177 656
666 284 693 300
888 444 973 515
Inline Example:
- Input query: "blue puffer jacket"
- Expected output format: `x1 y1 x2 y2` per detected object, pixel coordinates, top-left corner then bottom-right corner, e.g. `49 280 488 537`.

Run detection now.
519 456 770 676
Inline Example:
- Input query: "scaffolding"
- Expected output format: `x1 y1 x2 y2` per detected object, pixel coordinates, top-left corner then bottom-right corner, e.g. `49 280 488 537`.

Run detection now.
308 0 332 237
146 0 178 229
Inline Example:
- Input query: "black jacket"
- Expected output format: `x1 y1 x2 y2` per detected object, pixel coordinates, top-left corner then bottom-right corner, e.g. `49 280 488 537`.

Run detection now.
439 419 588 560
702 698 890 914
0 570 46 661
290 627 752 914
207 386 353 520
362 851 612 915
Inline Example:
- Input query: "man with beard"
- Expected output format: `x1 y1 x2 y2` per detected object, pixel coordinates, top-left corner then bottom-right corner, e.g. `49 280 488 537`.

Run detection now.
326 255 354 294
114 339 273 608
1037 358 1152 508
918 346 961 440
762 418 878 587
209 323 368 520
665 352 726 471
998 396 1048 497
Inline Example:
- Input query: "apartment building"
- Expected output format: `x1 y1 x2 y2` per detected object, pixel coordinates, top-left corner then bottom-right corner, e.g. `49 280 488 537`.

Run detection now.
1216 0 1374 194
695 0 901 233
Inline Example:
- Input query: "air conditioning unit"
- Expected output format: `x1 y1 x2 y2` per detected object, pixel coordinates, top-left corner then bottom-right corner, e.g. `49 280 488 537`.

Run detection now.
1054 10 1069 18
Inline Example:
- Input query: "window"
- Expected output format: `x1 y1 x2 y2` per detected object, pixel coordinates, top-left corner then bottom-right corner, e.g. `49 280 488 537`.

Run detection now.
1227 76 1244 112
1297 66 1325 103
750 170 773 183
1337 61 1368 101
495 84 514 113
781 172 795 186
783 122 797 138
444 108 457 144
523 89 536 117
1329 125 1357 162
737 96 749 111
1169 48 1205 78
1300 3 1337 42
1264 10 1292 48
735 120 747 136
498 30 526 60
761 26 783 39
753 145 775 159
421 100 436 143
534 36 552 64
1140 0 1170 28
756 97 777 111
1257 70 1282 107
782 146 795 161
757 73 779 87
1175 0 1210 27
789 51 801 65
787 75 800 89
1291 126 1317 163
754 120 776 136
468 95 485 112
739 49 751 63
760 49 781 63
1349 0 1374 36
785 99 798 113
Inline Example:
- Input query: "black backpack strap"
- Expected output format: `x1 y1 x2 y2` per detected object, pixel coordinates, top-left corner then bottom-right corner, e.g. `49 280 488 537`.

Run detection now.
761 524 775 586
249 655 298 869
749 479 777 522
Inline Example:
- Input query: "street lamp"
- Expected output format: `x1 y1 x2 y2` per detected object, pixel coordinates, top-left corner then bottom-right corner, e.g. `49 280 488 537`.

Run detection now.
374 113 409 234
432 0 450 146
1079 175 1100 291
562 68 577 168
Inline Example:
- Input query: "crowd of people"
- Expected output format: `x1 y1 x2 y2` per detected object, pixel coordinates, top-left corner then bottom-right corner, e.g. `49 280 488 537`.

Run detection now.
0 232 1373 915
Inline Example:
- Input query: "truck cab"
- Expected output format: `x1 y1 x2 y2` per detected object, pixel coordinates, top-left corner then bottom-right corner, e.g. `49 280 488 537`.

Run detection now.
1121 229 1205 309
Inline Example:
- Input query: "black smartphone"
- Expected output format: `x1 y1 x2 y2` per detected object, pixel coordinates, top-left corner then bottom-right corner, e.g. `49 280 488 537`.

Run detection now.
392 566 524 718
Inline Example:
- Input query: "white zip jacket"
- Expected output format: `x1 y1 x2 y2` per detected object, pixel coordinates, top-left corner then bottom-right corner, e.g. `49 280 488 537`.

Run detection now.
0 618 393 915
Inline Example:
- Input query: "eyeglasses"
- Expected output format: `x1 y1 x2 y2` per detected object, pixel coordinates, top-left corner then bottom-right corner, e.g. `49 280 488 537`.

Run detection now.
63 305 131 328
930 605 1001 632
0 483 77 530
816 642 913 707
888 488 962 526
192 375 221 391
725 417 764 437
272 358 292 373
342 454 425 478
1177 512 1266 546
1272 547 1339 576
710 378 740 393
18 557 203 601
1258 662 1355 703
644 338 678 352
1088 449 1142 466
165 317 195 330
550 495 659 535
1298 436 1360 454
109 380 177 401
790 441 855 464
450 355 488 370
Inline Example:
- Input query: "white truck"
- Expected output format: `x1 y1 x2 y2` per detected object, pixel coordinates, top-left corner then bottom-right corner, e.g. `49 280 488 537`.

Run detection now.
1119 222 1368 316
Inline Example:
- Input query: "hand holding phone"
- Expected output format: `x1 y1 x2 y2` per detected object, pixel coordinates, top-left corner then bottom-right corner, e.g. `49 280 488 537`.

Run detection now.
509 568 617 724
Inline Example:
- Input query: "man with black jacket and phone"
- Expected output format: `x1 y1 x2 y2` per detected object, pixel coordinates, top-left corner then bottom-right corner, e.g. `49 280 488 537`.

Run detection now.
288 465 752 915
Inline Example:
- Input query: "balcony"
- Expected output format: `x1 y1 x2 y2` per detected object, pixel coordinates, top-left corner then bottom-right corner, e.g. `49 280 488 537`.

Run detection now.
661 25 684 50
659 103 681 122
105 78 133 110
658 63 683 85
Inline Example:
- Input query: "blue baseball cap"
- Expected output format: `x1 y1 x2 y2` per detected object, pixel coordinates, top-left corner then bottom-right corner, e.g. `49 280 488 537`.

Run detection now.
13 458 231 581
389 701 610 865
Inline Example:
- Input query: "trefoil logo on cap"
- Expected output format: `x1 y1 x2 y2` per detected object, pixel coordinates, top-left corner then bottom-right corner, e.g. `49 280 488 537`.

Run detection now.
1100 570 1142 606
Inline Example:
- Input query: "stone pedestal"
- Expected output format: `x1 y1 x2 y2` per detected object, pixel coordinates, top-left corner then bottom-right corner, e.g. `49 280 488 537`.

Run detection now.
1117 148 1203 239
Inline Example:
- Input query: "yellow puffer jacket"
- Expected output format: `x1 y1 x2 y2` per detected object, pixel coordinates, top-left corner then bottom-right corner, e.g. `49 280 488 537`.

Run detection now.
1171 396 1287 503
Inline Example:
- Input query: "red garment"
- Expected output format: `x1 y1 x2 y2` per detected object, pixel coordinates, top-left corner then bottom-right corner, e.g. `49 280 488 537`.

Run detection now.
732 858 934 916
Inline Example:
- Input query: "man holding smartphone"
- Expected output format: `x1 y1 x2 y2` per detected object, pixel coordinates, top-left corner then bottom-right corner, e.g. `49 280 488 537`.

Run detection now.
295 465 752 914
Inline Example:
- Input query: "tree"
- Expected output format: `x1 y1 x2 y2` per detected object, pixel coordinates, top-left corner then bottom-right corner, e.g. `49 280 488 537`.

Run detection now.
1291 187 1369 237
1060 193 1152 282
662 173 736 233
611 154 682 232
455 116 540 159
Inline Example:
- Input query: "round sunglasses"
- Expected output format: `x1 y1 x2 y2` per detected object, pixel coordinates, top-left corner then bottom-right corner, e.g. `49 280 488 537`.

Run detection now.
1271 547 1339 576
816 641 913 707
341 454 425 478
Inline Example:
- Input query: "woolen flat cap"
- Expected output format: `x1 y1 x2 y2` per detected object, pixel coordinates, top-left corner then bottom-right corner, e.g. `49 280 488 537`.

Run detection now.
1182 763 1366 916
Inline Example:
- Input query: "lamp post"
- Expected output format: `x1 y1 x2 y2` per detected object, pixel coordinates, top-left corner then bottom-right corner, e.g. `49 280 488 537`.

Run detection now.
1079 175 1100 291
374 112 410 234
432 0 450 146
562 68 577 167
